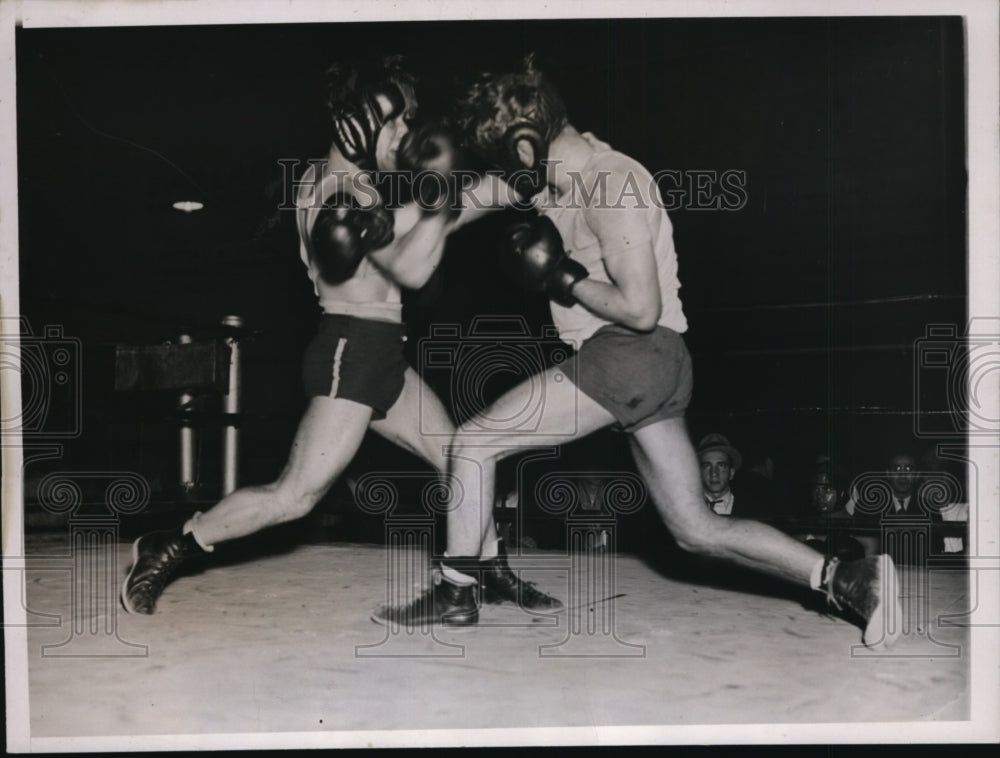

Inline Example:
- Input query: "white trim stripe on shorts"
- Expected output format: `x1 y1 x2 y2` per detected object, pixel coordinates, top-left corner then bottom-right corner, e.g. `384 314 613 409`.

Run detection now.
329 337 348 397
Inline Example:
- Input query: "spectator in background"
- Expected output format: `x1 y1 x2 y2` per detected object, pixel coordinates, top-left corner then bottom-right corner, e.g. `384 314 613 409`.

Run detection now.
845 447 968 558
885 452 920 516
845 452 919 518
796 456 867 562
697 433 747 517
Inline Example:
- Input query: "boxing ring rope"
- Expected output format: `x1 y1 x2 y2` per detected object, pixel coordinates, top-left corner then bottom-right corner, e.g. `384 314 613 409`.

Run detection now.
695 292 961 313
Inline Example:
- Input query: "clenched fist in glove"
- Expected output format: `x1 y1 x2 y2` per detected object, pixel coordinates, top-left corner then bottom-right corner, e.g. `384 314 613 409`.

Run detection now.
396 121 471 217
309 192 395 284
500 215 588 307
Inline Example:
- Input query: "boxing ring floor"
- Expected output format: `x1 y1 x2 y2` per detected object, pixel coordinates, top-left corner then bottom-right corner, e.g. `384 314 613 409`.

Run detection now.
22 533 970 741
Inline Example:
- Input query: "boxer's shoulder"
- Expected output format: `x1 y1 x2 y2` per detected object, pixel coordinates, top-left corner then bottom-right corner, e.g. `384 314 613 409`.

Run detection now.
587 147 655 187
296 152 372 210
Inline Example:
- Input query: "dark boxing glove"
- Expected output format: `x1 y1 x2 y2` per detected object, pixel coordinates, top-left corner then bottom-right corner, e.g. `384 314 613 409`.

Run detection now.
501 215 588 307
396 121 470 217
309 193 395 284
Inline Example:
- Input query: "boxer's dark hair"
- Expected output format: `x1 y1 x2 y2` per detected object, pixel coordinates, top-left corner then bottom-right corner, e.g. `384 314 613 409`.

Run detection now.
325 54 418 121
454 53 567 153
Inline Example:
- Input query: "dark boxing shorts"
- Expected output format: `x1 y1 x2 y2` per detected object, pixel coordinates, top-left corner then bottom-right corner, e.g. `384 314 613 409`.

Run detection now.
562 324 693 433
301 315 408 420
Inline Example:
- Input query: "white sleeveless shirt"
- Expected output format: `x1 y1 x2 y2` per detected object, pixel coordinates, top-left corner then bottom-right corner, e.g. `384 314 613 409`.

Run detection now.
295 149 402 322
536 133 687 346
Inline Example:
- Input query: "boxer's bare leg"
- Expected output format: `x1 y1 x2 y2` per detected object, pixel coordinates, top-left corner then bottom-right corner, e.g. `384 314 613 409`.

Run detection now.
371 368 506 551
446 365 616 558
629 417 901 647
369 369 511 555
370 368 450 490
122 397 372 614
628 416 818 583
190 397 373 546
371 367 614 626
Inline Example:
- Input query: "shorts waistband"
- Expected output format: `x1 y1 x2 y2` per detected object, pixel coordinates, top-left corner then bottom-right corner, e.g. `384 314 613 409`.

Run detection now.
316 313 408 334
581 322 682 345
319 298 403 322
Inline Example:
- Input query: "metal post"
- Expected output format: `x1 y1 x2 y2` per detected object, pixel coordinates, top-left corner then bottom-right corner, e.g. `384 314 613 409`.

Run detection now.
177 334 196 492
221 315 243 496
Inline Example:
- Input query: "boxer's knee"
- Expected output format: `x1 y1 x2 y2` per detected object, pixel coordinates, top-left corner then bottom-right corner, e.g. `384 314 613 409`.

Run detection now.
672 525 713 556
667 510 727 557
420 438 450 475
269 479 323 523
449 429 500 469
447 438 499 497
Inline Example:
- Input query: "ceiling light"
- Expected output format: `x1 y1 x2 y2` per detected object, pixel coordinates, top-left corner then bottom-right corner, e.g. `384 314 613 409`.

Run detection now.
172 200 204 213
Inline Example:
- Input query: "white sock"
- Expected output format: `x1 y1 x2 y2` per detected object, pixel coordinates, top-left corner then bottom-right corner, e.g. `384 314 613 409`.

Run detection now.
479 537 500 560
182 512 214 553
441 553 476 586
809 556 825 590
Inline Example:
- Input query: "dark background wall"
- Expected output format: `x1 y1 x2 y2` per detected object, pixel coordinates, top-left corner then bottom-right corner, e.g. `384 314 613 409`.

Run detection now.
14 17 967 522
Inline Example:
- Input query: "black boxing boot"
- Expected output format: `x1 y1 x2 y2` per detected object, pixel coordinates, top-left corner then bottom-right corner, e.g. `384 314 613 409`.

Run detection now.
370 557 479 628
481 540 564 612
121 528 207 615
818 553 902 648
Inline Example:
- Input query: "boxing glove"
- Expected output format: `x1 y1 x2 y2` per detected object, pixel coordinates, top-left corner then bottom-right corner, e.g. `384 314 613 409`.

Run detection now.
396 121 469 217
309 193 395 284
501 215 588 306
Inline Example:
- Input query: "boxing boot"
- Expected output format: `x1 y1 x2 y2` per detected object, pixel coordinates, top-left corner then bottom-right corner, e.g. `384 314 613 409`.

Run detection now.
370 558 479 628
819 553 902 648
481 540 563 612
121 529 206 615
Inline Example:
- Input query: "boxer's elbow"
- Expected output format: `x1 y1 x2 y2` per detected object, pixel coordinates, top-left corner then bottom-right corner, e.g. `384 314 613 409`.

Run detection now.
389 262 436 290
624 292 661 332
392 250 444 290
629 308 660 332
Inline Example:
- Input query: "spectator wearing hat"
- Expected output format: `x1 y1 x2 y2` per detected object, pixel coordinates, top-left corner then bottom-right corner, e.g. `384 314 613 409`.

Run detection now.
697 433 750 517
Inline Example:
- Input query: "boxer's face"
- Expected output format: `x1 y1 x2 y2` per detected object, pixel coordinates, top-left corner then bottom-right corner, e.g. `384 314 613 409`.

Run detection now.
375 113 410 172
700 451 733 496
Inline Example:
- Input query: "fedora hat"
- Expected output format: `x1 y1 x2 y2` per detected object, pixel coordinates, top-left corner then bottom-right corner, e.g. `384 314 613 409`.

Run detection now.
696 433 742 470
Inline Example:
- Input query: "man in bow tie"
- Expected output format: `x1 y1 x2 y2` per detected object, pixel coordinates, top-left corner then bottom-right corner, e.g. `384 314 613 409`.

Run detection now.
697 433 742 517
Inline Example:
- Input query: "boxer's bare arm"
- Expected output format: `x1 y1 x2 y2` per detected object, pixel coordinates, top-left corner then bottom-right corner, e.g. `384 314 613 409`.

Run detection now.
452 173 522 228
370 171 521 287
571 207 662 331
367 203 450 289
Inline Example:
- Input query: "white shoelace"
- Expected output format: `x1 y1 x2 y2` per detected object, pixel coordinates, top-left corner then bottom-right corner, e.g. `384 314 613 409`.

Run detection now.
822 556 842 611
